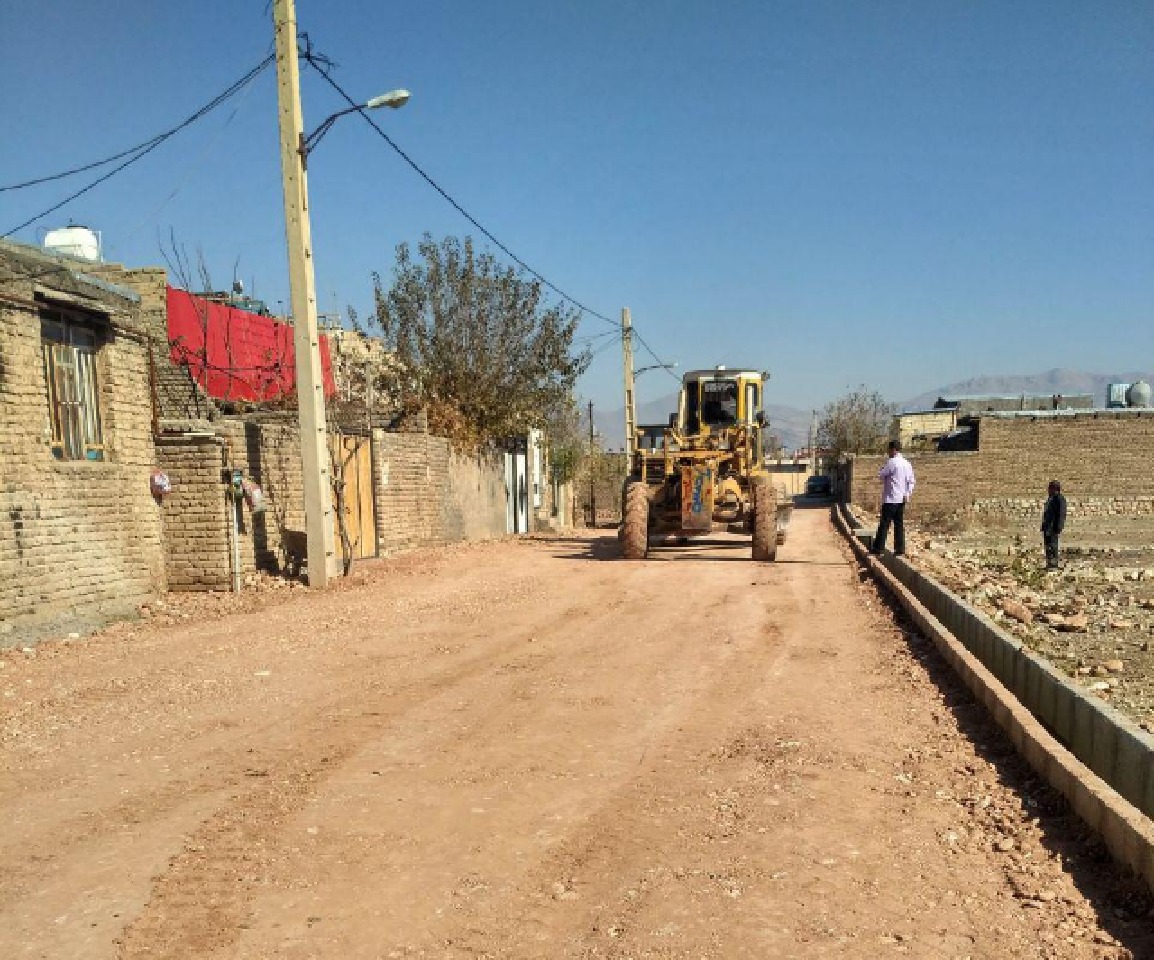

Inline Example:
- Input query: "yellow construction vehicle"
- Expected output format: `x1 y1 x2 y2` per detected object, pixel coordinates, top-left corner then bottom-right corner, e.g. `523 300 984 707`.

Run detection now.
621 366 791 560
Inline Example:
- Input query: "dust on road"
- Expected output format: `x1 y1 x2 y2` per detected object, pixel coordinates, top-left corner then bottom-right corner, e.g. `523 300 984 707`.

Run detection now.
1 506 1151 958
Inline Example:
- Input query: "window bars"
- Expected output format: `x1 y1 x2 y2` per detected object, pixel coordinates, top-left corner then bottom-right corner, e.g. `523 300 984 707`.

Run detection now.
41 309 104 461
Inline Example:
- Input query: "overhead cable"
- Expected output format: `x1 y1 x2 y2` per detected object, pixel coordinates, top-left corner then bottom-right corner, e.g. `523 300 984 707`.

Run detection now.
2 54 275 237
302 52 629 333
632 327 681 382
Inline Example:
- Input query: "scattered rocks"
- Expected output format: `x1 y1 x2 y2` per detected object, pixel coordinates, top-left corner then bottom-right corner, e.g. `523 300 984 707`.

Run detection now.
1001 600 1033 624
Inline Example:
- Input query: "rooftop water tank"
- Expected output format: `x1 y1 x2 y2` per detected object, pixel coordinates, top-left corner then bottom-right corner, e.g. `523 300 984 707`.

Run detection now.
1106 383 1131 408
1128 380 1151 408
43 225 101 262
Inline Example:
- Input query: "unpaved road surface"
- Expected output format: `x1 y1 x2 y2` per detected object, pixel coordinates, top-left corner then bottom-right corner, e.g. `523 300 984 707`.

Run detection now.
3 506 1152 959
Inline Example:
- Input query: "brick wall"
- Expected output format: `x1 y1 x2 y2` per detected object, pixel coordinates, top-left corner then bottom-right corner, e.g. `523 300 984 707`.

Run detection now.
850 411 1154 529
83 263 216 420
155 434 231 591
0 245 165 628
156 417 306 589
373 431 508 553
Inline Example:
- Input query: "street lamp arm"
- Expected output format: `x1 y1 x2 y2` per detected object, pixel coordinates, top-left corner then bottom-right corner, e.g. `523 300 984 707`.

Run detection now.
298 88 411 163
634 362 678 377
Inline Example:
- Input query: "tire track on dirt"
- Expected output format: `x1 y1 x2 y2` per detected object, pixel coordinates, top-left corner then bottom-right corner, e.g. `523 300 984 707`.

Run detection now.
115 590 638 960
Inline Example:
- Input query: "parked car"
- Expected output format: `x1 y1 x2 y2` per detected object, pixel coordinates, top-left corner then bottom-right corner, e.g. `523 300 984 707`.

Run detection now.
805 475 832 497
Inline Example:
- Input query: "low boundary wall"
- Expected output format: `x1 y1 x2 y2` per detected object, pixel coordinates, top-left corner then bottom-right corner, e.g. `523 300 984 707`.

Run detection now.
836 504 1154 889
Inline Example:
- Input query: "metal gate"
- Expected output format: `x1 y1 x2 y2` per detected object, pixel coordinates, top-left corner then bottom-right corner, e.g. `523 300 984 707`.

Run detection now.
504 441 529 534
330 433 377 559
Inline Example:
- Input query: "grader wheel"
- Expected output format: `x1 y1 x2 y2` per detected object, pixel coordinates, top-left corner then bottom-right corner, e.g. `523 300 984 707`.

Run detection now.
751 478 777 562
621 481 650 559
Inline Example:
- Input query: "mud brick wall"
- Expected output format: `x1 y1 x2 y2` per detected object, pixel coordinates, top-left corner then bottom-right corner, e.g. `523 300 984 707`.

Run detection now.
155 434 231 591
0 252 165 627
79 262 215 420
215 418 304 574
156 418 306 588
850 411 1154 529
373 431 507 554
446 447 509 542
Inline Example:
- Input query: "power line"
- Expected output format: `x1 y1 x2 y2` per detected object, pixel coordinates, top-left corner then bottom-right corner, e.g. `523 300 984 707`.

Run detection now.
633 327 680 382
577 327 620 345
302 53 626 332
587 335 623 361
2 54 275 238
302 50 680 380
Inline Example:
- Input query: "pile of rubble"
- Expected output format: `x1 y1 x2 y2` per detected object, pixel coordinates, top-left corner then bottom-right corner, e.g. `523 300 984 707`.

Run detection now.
909 536 1154 728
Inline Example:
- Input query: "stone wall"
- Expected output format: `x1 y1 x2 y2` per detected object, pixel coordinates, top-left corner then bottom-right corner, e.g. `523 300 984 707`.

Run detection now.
850 410 1154 529
0 244 166 629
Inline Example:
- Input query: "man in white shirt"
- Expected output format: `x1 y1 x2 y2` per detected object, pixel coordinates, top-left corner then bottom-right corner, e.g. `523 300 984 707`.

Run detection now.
871 440 915 557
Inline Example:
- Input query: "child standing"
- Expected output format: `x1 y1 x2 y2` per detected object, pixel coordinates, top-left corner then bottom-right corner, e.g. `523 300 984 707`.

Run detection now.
1041 480 1067 570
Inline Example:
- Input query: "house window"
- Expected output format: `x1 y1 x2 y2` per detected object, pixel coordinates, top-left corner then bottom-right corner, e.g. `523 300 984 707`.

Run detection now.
41 308 105 461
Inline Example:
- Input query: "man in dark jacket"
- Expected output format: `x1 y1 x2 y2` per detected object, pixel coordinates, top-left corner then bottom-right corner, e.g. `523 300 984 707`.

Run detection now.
1041 480 1067 570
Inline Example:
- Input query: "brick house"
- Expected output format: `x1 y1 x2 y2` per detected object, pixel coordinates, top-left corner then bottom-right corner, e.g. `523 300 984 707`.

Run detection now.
2 237 567 626
847 409 1154 530
0 240 165 631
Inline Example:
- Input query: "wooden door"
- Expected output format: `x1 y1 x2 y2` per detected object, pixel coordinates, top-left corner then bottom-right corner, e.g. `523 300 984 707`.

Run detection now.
330 433 377 560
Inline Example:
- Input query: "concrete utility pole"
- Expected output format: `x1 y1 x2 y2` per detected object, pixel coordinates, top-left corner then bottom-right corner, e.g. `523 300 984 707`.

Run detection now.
273 0 336 586
809 410 818 474
621 308 636 461
588 400 597 527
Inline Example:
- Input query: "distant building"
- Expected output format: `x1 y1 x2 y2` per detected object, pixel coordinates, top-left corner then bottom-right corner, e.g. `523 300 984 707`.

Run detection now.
933 393 1093 416
893 392 1096 451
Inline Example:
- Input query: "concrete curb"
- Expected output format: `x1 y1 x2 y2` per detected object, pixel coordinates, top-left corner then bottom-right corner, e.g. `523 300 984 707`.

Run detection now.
833 503 1154 891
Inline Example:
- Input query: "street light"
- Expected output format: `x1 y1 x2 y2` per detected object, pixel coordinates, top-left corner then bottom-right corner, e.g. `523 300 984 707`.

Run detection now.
298 89 411 166
634 362 678 378
274 0 408 587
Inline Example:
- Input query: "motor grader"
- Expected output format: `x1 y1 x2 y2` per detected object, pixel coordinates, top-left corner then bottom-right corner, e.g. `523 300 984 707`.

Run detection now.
620 367 791 560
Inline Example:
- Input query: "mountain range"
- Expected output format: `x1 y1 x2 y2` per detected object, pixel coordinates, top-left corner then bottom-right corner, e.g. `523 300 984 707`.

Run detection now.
594 368 1152 452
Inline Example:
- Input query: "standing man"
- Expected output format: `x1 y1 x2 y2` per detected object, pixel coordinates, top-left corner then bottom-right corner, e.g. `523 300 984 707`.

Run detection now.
872 441 915 557
1041 480 1067 570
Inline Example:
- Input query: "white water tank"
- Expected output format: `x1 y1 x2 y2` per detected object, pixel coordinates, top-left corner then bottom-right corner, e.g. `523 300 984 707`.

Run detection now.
43 225 101 262
1128 380 1151 408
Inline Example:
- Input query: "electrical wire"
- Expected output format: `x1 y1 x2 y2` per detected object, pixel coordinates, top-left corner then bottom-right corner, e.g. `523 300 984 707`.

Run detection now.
587 335 624 361
633 327 681 382
302 50 680 381
577 328 620 345
301 54 627 330
2 54 275 237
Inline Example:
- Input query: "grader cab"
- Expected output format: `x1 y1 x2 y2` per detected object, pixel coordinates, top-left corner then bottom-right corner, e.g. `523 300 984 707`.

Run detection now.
620 367 791 560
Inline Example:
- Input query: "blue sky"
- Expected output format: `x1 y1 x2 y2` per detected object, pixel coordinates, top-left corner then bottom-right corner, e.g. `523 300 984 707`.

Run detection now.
2 1 1152 412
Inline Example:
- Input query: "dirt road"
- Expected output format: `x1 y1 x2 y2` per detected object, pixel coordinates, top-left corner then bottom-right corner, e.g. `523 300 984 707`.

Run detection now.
2 506 1152 958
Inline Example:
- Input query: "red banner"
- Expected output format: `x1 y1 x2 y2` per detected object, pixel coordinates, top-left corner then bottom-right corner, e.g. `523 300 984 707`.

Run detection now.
166 286 336 402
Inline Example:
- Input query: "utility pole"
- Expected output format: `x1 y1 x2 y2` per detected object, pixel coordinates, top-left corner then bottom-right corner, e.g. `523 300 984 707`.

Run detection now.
809 410 818 474
273 0 336 586
621 307 636 461
588 399 597 527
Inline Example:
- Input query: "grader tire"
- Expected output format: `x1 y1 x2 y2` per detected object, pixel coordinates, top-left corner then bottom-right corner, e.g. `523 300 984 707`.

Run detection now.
751 479 777 562
621 482 650 560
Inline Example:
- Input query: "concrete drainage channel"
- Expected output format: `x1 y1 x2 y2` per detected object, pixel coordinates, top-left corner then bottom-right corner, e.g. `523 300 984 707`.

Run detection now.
834 502 1154 891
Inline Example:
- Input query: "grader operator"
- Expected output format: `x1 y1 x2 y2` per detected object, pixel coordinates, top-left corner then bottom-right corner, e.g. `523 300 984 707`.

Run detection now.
620 367 791 561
